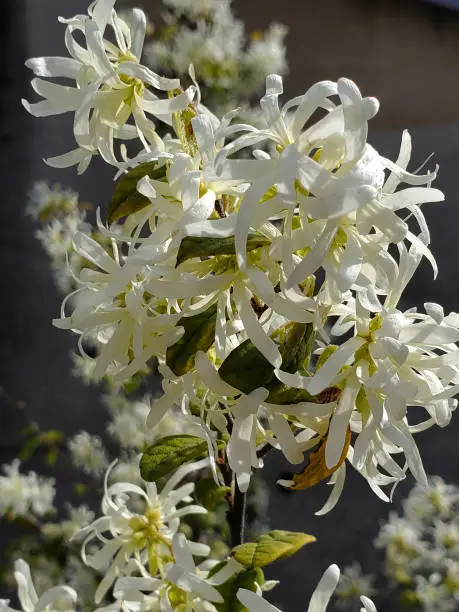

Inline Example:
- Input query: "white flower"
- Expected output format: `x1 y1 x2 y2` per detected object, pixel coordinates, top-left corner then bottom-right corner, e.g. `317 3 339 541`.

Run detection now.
26 182 79 220
42 504 95 541
162 0 225 20
243 25 288 88
335 563 375 606
237 564 347 611
75 460 208 603
151 351 335 493
274 244 459 507
414 574 455 612
23 0 194 172
0 460 55 519
433 520 459 555
68 431 109 477
163 533 241 607
146 2 244 91
105 394 152 449
403 477 459 523
374 513 425 558
53 231 183 381
108 533 242 612
2 559 77 612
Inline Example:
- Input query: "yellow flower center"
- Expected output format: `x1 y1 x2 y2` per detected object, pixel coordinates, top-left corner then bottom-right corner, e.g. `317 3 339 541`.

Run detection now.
168 585 188 607
129 505 164 549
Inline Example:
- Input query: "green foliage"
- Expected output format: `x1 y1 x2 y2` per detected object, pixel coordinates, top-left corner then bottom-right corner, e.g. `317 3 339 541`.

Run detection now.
166 303 218 376
19 428 64 462
108 162 166 225
140 435 225 482
218 337 275 395
176 235 271 267
213 565 264 612
19 437 41 462
219 323 314 397
195 477 231 510
265 383 315 405
233 530 316 568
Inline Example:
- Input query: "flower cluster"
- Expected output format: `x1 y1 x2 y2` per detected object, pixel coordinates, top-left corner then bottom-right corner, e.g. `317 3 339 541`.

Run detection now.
14 0 459 609
0 460 55 519
1 462 376 611
22 0 194 172
145 0 288 118
23 0 459 517
374 477 459 611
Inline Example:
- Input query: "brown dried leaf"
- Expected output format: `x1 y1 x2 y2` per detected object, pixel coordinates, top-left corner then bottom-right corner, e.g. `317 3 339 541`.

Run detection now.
288 426 351 490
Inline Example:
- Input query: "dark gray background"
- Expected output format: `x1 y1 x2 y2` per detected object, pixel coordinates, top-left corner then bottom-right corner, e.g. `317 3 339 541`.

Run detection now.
2 1 459 609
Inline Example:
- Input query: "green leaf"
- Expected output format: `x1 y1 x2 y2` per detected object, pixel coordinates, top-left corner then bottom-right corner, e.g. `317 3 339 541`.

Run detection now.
19 437 40 462
275 322 315 374
176 234 271 267
218 337 275 395
195 477 230 510
46 447 59 466
108 162 166 225
214 566 264 612
219 322 314 396
140 435 224 482
233 530 316 568
266 383 315 405
166 303 218 376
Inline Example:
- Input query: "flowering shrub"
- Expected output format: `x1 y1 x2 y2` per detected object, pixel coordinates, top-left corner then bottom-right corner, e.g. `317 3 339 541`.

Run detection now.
2 0 458 609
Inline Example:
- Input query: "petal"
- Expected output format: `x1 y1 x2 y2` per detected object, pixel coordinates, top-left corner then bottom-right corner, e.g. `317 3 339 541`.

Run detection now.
141 86 196 116
91 0 117 36
171 533 195 573
25 56 81 78
290 80 338 138
233 281 282 368
268 412 304 464
147 274 234 299
360 595 378 612
45 147 92 170
130 8 147 59
315 463 346 516
35 587 77 612
14 560 38 611
325 377 359 468
237 589 280 612
307 564 340 612
383 130 412 193
118 61 180 91
85 20 116 80
308 336 364 395
286 220 338 288
72 232 118 273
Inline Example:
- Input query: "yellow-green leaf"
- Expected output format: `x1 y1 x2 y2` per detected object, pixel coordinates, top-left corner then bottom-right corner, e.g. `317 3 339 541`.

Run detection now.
233 530 316 568
140 435 225 482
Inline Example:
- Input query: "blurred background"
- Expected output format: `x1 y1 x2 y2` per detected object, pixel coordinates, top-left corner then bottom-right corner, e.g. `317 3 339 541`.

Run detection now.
2 0 459 609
